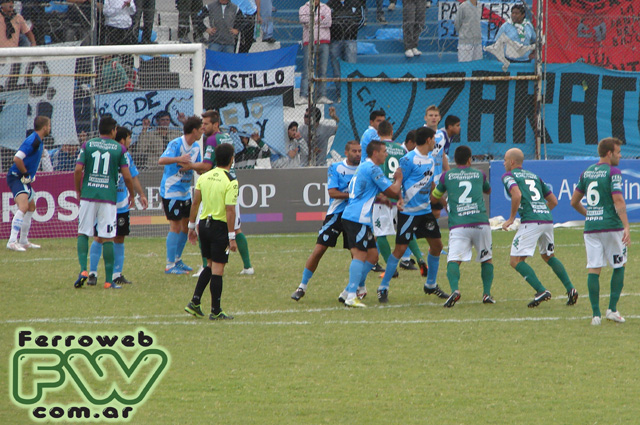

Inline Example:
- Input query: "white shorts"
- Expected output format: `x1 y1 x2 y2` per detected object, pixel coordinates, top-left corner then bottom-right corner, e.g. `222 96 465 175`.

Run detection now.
584 231 627 269
510 222 555 257
235 203 241 230
458 43 483 62
78 200 117 238
448 225 492 262
372 204 397 237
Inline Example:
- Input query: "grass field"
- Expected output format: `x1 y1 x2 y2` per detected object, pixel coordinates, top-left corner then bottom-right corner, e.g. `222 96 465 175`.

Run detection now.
2 227 639 424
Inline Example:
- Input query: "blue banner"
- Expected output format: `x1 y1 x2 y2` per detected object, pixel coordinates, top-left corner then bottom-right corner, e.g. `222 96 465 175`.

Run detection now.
203 45 298 108
334 60 640 159
0 91 28 149
490 159 640 223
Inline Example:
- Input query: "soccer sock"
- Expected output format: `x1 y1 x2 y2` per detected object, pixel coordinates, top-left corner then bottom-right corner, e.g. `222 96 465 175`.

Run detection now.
300 268 313 289
408 238 423 262
77 234 89 272
379 254 400 290
481 262 494 296
587 273 601 317
103 241 115 284
166 231 178 267
210 274 223 314
546 257 574 291
376 236 391 265
359 261 375 289
446 262 460 292
192 266 212 304
113 242 125 276
9 210 24 243
609 267 625 312
89 241 103 274
18 211 33 244
514 262 546 293
425 253 440 288
236 233 252 268
198 236 206 268
175 231 188 262
346 259 364 294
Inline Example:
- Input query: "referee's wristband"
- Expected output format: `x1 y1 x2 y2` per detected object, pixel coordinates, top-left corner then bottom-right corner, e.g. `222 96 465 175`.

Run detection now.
188 222 197 230
228 232 236 240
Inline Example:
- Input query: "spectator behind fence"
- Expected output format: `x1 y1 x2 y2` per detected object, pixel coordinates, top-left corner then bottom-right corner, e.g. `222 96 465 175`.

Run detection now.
493 4 535 62
299 106 338 167
0 0 35 47
327 0 364 103
176 0 201 43
234 131 270 169
100 55 132 93
103 0 136 45
51 143 80 172
403 0 428 58
454 0 482 62
134 0 156 44
298 0 332 105
273 122 309 168
260 0 274 43
232 0 261 53
131 111 183 169
196 0 239 53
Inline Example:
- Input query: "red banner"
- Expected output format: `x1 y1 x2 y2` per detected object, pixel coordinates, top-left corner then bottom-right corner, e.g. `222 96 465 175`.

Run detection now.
1 172 78 239
543 0 640 70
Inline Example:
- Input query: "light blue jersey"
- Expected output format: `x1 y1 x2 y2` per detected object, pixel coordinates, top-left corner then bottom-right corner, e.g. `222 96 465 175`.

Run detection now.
8 132 44 179
360 126 379 160
326 160 358 215
116 152 139 213
431 128 449 182
399 149 435 216
160 136 201 200
342 159 393 224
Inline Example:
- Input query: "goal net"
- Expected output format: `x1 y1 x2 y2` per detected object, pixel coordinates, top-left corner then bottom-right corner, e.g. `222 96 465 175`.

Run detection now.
0 44 203 240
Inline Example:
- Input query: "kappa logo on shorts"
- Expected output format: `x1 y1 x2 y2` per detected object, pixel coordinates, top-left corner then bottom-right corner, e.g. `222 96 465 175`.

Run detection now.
513 237 520 248
547 243 554 251
480 249 489 258
613 254 624 264
375 219 382 229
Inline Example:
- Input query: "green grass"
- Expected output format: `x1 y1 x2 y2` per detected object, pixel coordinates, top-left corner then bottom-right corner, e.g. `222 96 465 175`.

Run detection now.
2 228 639 424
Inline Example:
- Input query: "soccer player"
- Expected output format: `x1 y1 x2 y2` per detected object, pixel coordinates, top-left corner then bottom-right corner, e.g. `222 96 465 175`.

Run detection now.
431 145 494 307
429 115 458 219
570 138 629 325
184 143 239 320
377 127 450 303
159 116 203 274
424 105 441 131
73 116 134 289
339 140 402 307
88 127 148 286
359 110 386 161
502 148 577 308
6 116 51 251
291 140 361 301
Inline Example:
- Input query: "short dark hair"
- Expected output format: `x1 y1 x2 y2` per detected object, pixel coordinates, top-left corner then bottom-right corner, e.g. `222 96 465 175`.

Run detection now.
288 121 298 130
183 116 202 135
345 140 359 152
115 126 132 143
415 127 435 146
369 110 386 122
215 143 235 167
454 145 472 165
99 116 118 136
511 4 526 15
377 120 393 138
154 110 171 122
444 115 461 129
598 137 623 158
202 110 220 125
405 130 416 144
305 107 322 123
33 116 50 131
366 140 385 158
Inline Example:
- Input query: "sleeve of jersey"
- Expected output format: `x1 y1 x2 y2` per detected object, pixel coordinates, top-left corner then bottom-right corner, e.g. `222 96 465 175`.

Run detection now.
539 178 552 197
501 172 516 193
18 138 37 157
127 153 139 178
225 180 239 205
327 164 339 189
432 173 446 199
482 171 491 192
371 165 393 192
575 173 585 194
76 143 87 165
119 147 129 169
610 167 623 194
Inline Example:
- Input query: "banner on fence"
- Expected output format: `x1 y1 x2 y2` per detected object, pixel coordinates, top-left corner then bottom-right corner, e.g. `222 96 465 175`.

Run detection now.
334 60 640 159
203 45 297 109
490 159 640 223
541 0 640 71
0 91 29 149
438 0 522 42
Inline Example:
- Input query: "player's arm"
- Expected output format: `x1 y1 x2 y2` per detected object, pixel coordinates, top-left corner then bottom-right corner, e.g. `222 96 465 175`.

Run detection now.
120 166 136 207
442 154 450 172
328 188 348 199
186 161 213 174
74 163 84 199
132 176 148 210
12 155 28 175
158 153 192 166
188 189 202 245
382 168 403 199
613 193 631 246
544 192 558 210
570 189 586 216
502 185 521 230
225 204 237 252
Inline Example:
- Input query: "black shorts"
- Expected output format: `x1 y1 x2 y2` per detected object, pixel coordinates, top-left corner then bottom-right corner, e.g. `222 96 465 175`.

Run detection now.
342 218 375 252
162 197 191 221
395 212 441 244
198 218 229 264
316 213 348 249
116 211 130 236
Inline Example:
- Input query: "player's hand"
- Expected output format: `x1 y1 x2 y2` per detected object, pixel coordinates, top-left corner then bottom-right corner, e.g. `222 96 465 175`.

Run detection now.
397 198 405 211
230 28 239 35
188 228 198 245
128 194 135 208
20 174 32 184
139 195 149 210
142 118 151 132
177 154 192 165
177 112 187 124
622 227 631 246
229 240 238 252
502 218 514 231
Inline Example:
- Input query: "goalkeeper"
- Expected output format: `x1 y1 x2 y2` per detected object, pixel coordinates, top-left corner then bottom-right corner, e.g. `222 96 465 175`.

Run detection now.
6 116 51 252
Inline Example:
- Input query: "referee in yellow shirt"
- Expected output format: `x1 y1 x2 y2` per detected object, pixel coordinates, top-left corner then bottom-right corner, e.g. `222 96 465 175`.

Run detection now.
184 143 239 320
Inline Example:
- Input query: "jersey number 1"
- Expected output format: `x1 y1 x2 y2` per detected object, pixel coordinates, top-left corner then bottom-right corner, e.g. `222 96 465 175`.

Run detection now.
91 151 111 175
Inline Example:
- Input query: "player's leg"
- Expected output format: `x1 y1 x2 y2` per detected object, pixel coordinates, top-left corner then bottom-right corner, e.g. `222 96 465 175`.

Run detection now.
235 205 253 274
7 187 29 250
509 224 549 307
604 231 626 323
74 200 96 287
174 213 191 271
539 225 576 303
19 198 39 248
162 198 187 274
209 220 233 320
443 227 472 307
186 221 214 318
292 219 334 300
340 220 372 307
584 233 604 323
474 226 494 303
112 211 131 285
89 235 102 286
96 203 119 289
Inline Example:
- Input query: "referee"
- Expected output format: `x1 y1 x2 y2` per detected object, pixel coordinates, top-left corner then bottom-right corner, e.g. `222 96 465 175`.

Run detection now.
184 143 239 320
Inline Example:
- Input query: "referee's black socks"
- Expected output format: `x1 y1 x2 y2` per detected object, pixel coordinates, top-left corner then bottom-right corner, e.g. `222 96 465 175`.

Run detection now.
210 274 223 314
192 267 212 304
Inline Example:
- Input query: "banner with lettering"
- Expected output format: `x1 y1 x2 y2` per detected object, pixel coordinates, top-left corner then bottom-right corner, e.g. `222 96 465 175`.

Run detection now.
203 45 298 109
0 91 29 149
334 60 640 159
438 0 524 43
541 0 640 70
